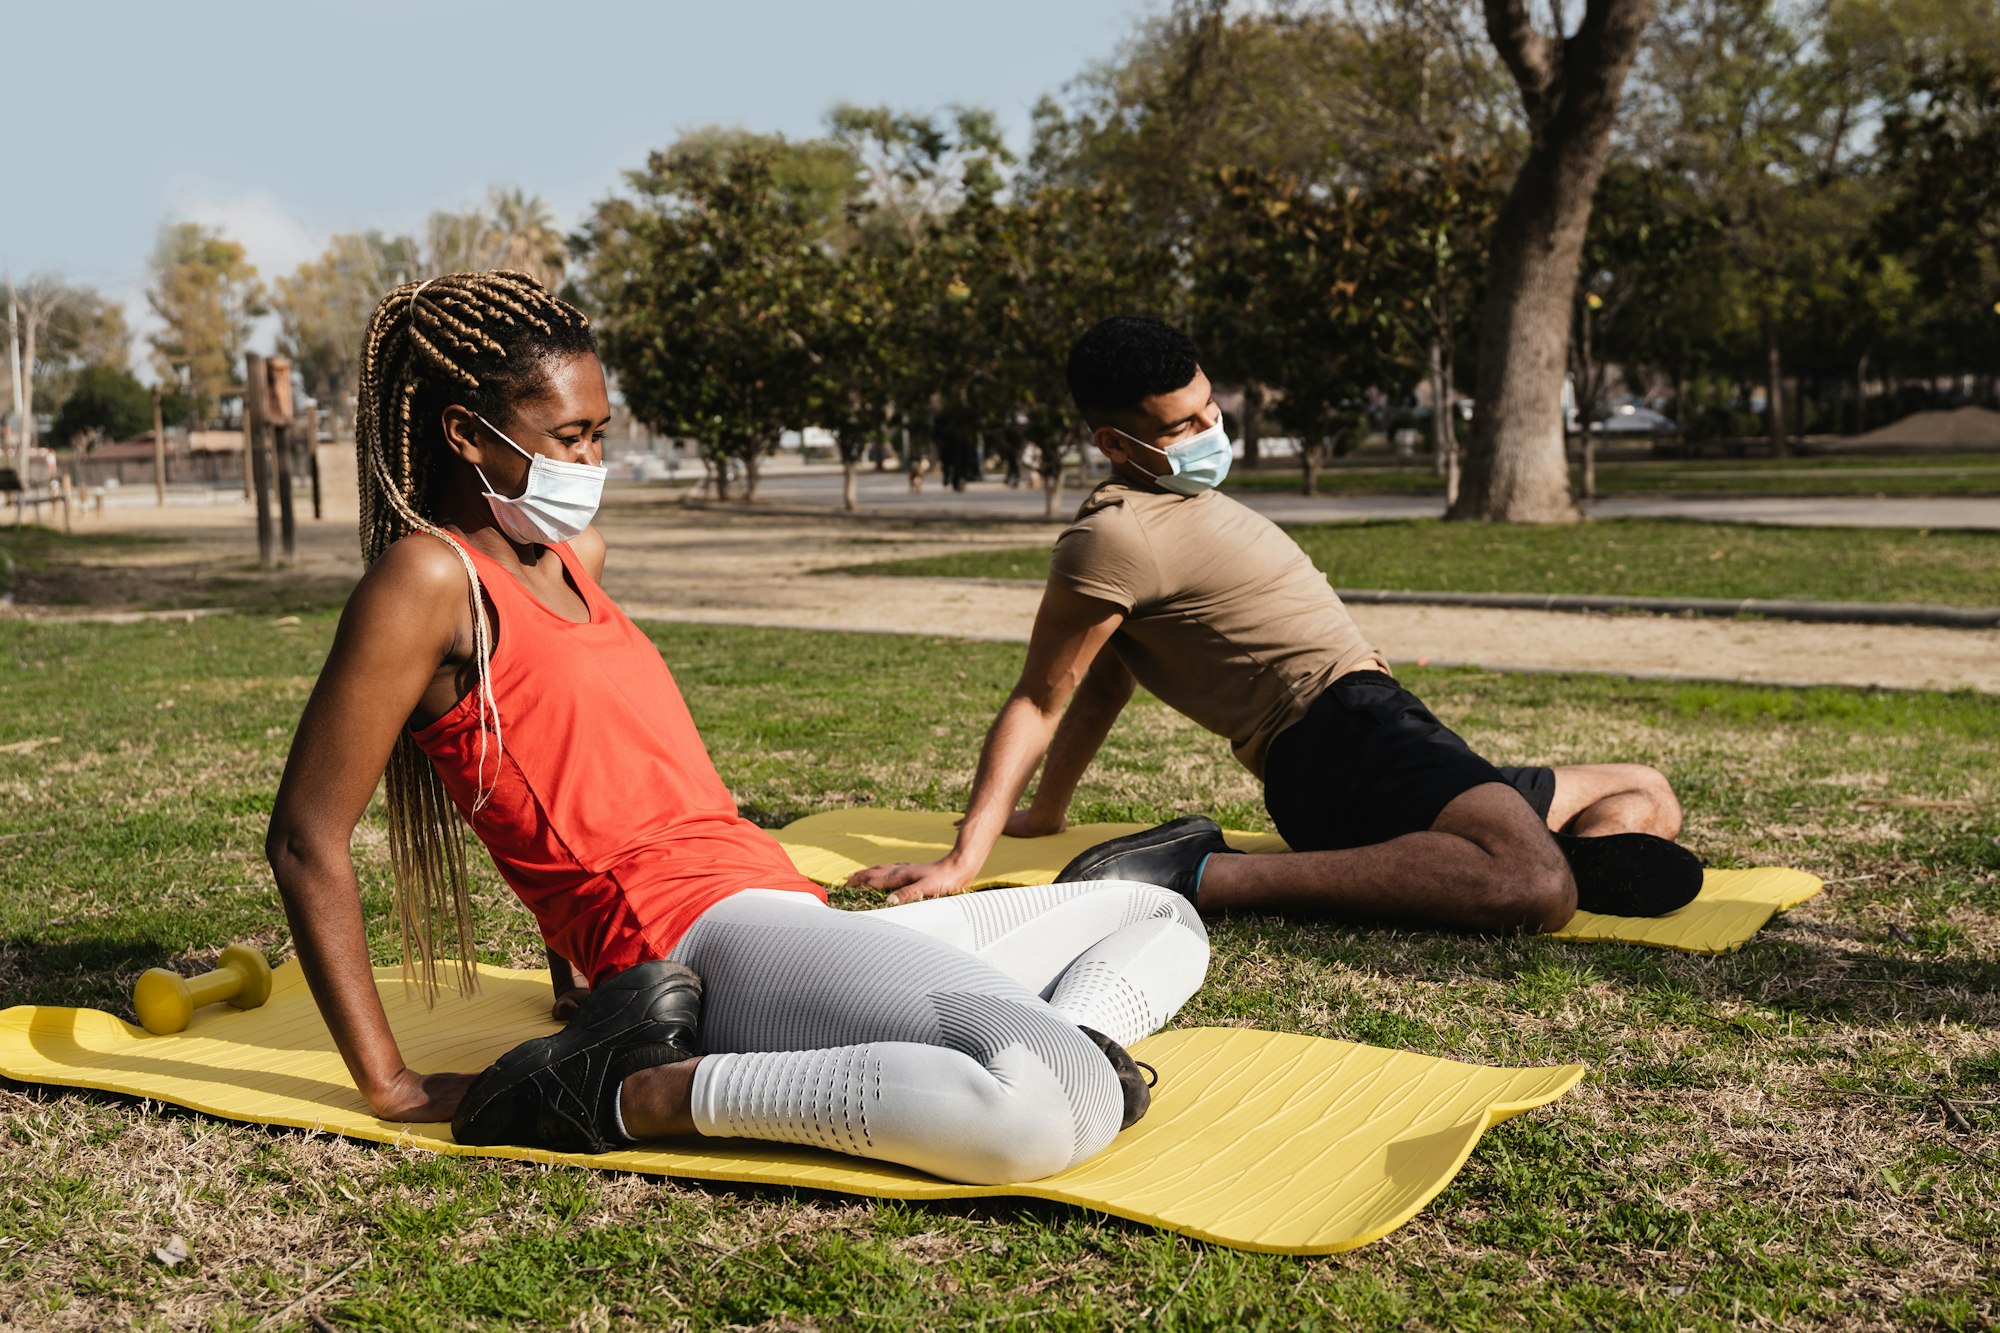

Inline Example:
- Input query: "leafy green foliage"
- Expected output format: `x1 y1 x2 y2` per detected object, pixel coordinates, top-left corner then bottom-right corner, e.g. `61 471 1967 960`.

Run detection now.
49 364 153 445
1878 55 2000 384
580 136 852 500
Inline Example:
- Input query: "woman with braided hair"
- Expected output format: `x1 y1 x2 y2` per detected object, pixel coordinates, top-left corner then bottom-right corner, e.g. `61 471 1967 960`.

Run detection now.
265 271 1209 1183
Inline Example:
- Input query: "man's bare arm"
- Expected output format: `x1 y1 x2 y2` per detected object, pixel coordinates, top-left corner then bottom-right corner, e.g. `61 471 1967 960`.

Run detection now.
1007 647 1134 837
847 582 1126 902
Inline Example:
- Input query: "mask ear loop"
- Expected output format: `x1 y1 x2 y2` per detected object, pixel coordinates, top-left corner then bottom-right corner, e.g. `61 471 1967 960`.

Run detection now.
470 412 538 500
1110 427 1182 475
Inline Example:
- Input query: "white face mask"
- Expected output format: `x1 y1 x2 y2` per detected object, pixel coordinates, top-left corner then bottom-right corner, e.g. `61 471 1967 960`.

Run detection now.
472 412 605 546
1114 415 1234 496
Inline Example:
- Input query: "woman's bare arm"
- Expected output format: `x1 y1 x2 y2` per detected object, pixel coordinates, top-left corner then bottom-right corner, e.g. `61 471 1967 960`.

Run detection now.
266 537 479 1121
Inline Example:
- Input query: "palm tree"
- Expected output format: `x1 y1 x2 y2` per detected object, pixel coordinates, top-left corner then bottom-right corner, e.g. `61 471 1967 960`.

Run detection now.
489 188 567 290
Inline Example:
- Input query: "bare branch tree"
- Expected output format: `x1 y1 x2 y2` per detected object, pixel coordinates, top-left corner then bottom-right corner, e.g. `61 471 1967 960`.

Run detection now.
4 273 75 471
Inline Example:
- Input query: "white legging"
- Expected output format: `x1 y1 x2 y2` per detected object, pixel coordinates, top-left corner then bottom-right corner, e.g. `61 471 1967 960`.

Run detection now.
662 880 1208 1184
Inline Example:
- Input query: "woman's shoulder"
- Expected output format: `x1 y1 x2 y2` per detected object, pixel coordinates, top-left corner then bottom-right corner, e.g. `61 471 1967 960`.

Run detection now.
367 531 477 598
325 532 480 671
341 533 483 640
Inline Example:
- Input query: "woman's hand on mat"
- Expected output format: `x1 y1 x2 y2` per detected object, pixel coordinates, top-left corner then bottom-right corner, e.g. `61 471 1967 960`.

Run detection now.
368 1067 479 1122
846 859 971 905
551 985 591 1022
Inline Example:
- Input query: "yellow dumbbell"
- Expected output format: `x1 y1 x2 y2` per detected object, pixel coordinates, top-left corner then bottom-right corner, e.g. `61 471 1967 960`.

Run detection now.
133 945 274 1035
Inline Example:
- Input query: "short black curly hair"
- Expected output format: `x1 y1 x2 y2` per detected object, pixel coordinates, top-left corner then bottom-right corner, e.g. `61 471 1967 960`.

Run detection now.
1065 315 1201 423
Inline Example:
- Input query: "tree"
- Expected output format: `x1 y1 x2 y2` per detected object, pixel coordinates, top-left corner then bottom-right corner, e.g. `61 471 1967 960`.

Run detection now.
804 246 902 512
423 208 498 276
7 276 133 469
147 222 265 427
1878 54 2000 400
272 231 418 438
973 183 1178 515
1199 169 1414 494
1033 1 1515 476
1449 0 1654 522
580 134 853 502
52 363 153 445
488 188 568 290
5 274 75 468
1362 148 1504 506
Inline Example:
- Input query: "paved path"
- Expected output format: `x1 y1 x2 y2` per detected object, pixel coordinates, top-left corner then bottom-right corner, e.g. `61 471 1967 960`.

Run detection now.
49 487 2000 694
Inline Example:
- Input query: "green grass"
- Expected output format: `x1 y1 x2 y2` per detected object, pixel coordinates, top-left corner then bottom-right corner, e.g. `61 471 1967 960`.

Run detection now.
1221 450 2000 497
0 527 356 615
2 613 1996 1329
839 517 2000 608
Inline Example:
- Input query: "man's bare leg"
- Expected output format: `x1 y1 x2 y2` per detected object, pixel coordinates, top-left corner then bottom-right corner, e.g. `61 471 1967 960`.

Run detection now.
1545 763 1683 838
621 1058 700 1138
1196 783 1577 933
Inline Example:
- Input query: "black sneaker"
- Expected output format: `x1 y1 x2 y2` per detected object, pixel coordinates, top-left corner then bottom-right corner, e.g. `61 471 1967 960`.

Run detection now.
1556 831 1704 918
1055 815 1239 901
452 959 703 1153
1080 1026 1156 1130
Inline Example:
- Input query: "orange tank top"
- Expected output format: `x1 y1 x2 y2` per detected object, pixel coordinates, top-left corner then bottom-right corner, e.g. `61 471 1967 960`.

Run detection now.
409 534 823 982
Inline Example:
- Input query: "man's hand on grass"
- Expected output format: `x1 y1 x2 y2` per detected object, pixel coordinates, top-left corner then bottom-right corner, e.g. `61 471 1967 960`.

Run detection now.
368 1068 479 1122
846 859 973 906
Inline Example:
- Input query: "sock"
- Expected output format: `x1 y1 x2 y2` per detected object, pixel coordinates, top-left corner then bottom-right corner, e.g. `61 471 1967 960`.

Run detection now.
1555 832 1703 917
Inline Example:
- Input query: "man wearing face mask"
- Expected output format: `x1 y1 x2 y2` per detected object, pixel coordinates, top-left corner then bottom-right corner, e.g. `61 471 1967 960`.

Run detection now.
850 315 1701 934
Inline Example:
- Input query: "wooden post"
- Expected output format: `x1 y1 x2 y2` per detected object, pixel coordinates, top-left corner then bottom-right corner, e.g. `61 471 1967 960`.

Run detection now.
151 387 166 507
244 352 275 570
273 420 296 560
267 357 296 561
307 403 323 519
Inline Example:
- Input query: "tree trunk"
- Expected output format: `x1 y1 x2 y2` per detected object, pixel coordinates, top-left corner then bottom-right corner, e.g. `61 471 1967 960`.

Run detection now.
18 310 37 465
1763 321 1789 458
743 447 762 503
841 456 858 512
711 454 732 503
1452 0 1653 523
152 388 167 507
1242 381 1263 469
1853 349 1869 435
1043 457 1065 519
1301 443 1320 497
1429 336 1462 511
245 352 275 571
1672 363 1688 447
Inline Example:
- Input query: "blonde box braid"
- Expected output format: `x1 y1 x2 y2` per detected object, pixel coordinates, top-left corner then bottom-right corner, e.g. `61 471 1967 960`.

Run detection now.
353 270 594 997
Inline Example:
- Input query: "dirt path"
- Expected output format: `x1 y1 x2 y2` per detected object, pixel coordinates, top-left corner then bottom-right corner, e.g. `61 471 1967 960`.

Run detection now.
37 488 2000 693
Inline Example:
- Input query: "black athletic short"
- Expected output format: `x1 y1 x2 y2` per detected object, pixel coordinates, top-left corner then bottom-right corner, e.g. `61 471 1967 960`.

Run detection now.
1261 671 1555 852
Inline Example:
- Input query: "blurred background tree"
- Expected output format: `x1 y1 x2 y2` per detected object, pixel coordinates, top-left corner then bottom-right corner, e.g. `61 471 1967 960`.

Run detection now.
146 223 264 429
106 0 1999 521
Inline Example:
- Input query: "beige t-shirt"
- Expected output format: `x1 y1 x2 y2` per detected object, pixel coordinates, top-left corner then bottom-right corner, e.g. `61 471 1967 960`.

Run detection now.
1049 479 1381 779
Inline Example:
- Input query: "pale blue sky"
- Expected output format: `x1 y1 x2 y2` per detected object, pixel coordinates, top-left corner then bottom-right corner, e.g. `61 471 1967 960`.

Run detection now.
8 0 1148 349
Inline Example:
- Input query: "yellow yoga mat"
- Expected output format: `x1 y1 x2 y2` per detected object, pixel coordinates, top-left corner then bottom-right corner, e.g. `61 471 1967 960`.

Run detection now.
775 809 1824 955
0 961 1581 1255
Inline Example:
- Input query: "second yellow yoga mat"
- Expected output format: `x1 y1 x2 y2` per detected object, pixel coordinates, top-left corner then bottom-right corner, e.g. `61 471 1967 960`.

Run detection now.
773 808 1823 954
